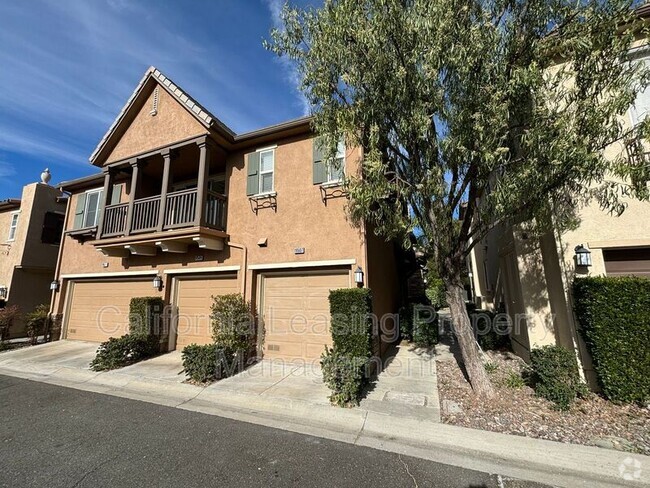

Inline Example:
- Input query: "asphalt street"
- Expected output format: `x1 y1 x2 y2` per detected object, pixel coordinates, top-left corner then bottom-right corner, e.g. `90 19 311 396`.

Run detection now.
0 375 550 488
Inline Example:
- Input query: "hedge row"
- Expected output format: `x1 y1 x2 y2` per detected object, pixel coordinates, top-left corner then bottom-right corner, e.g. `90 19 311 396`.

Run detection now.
322 288 373 406
573 276 650 405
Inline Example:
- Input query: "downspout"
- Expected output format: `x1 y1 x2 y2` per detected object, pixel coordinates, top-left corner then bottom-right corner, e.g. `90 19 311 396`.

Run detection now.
48 190 71 340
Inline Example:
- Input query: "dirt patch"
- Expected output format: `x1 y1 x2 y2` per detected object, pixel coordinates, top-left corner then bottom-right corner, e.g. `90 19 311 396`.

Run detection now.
437 350 650 455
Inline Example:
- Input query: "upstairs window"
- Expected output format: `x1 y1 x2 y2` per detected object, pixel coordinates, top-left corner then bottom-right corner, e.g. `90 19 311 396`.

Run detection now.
313 137 345 185
0 286 7 301
246 148 276 197
259 149 275 194
41 212 65 245
73 189 103 230
630 56 650 125
7 212 19 241
327 140 346 183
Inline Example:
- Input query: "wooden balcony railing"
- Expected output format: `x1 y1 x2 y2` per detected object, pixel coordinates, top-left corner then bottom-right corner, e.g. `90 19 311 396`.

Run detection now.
99 188 226 238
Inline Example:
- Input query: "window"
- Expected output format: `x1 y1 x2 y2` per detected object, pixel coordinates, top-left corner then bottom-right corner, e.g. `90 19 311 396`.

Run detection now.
630 56 650 125
7 212 19 241
41 212 65 245
259 149 274 194
83 189 103 228
326 139 345 183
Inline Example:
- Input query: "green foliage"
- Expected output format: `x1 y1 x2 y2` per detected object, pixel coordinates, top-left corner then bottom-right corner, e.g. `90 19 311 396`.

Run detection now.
321 348 367 407
470 310 511 351
529 345 587 411
322 288 373 406
0 305 19 341
503 371 525 390
24 304 49 345
90 334 159 372
129 297 164 337
328 288 373 357
181 344 240 384
412 304 438 347
573 276 650 405
484 362 498 374
211 294 255 354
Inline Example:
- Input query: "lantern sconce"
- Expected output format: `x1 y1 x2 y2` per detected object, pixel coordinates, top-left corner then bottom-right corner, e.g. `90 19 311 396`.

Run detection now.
152 275 163 291
354 266 365 286
574 244 592 268
50 280 60 292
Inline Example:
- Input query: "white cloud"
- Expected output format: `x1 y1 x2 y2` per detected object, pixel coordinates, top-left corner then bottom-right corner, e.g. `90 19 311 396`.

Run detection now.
264 0 311 115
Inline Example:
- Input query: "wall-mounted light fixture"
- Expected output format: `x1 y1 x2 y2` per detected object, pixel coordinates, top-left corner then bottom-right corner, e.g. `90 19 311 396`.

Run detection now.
574 244 592 268
152 275 163 291
354 266 364 286
49 280 60 292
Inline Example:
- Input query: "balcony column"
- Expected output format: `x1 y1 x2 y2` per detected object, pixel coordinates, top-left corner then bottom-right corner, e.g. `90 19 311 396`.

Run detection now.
124 158 141 236
195 140 210 227
96 168 114 238
157 149 172 232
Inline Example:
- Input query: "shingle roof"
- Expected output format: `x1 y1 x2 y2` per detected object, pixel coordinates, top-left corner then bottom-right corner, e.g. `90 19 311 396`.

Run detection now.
89 66 236 163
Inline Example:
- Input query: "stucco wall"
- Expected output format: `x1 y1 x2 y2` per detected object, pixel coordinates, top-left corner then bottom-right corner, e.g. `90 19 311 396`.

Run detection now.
105 86 208 164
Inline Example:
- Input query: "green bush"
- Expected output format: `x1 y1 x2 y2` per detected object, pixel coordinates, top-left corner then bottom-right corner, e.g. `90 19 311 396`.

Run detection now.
25 304 49 345
412 304 438 347
425 277 447 309
529 345 587 410
470 309 511 351
573 276 650 405
129 297 165 337
321 288 373 406
181 343 241 383
0 305 19 341
503 371 525 389
90 334 159 371
211 294 255 354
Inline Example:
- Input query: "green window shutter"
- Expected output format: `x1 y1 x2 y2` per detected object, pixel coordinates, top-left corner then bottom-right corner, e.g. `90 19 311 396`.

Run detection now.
110 184 123 205
246 152 260 196
73 193 86 229
313 137 327 185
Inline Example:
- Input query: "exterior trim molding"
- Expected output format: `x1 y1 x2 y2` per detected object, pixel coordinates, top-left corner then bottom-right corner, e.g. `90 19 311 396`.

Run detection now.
60 270 159 279
588 239 650 249
163 266 240 275
248 259 356 271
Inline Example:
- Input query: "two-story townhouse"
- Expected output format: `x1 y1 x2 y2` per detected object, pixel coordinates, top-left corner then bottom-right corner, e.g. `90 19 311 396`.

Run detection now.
51 67 400 363
468 6 650 383
0 175 65 337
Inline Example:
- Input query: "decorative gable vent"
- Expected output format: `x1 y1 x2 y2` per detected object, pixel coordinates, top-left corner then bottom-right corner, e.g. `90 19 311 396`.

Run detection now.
150 86 159 116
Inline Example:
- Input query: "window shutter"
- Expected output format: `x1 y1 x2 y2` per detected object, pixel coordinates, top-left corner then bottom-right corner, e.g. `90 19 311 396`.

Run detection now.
246 152 260 196
110 184 123 205
313 137 327 184
73 193 86 229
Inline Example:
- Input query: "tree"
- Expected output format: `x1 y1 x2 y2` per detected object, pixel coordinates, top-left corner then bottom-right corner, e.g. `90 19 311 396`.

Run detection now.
268 0 650 396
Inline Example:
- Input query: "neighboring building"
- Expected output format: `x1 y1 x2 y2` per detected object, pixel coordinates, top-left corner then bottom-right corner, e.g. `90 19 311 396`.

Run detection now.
51 67 400 363
0 175 66 337
469 22 650 384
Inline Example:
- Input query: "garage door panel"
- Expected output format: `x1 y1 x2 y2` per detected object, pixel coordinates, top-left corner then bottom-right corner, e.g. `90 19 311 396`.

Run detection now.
66 279 154 342
174 275 238 350
263 272 349 361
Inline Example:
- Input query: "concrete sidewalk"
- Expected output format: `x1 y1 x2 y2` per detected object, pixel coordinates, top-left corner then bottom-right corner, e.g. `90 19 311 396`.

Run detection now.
0 341 647 487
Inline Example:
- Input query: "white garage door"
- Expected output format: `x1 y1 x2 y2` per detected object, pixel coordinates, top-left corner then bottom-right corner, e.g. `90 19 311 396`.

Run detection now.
65 279 155 342
261 271 350 362
173 274 239 350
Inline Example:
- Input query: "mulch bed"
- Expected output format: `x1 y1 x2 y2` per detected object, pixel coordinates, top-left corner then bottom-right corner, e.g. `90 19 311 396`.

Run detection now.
437 350 650 455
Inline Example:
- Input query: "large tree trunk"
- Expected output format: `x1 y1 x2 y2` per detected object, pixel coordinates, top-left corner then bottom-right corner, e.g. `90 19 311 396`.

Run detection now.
445 281 494 398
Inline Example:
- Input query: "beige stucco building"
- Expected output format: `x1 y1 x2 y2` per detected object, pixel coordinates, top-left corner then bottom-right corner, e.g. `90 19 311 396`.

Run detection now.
469 42 650 382
0 180 66 337
51 67 400 363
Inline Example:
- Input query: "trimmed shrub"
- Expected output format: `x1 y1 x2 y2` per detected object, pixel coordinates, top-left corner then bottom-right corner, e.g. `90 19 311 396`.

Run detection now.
425 277 447 310
181 343 241 383
25 304 49 345
211 294 255 355
412 304 438 347
129 297 165 337
529 345 587 410
0 305 19 341
573 276 650 405
90 334 159 371
321 288 373 407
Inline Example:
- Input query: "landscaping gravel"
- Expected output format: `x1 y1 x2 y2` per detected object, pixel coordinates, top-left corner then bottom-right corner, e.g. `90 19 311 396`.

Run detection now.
437 350 650 455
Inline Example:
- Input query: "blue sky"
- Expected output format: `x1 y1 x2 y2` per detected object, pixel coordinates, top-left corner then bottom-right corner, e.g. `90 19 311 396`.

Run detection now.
0 0 315 198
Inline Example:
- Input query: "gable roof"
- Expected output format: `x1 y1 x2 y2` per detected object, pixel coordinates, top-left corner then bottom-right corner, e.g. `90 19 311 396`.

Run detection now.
89 66 236 164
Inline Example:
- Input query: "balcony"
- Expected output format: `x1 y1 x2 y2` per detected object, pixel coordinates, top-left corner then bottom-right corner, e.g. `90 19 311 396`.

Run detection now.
91 136 229 257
